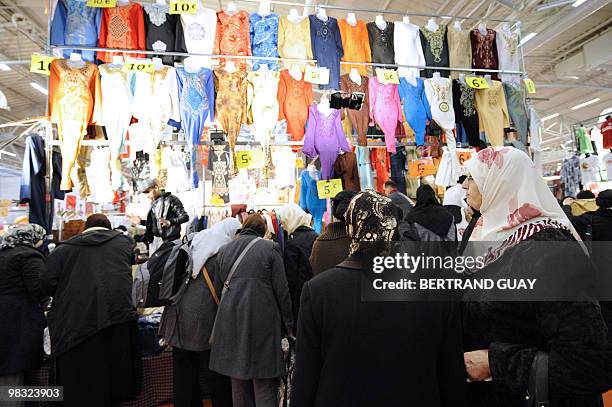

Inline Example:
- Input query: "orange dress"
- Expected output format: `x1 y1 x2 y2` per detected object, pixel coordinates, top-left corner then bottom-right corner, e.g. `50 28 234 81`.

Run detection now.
214 10 251 70
97 1 146 63
49 60 102 190
338 19 371 75
277 69 313 141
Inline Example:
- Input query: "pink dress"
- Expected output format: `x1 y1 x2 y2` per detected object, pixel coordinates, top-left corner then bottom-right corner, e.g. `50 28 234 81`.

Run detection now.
368 76 403 153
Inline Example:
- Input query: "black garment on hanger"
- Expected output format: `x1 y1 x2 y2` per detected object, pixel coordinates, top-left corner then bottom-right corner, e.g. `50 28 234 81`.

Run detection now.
419 25 450 78
367 22 395 67
452 79 480 147
143 4 187 66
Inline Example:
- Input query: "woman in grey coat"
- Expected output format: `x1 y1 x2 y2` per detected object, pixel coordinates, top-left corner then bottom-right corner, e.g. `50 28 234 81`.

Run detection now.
210 214 294 407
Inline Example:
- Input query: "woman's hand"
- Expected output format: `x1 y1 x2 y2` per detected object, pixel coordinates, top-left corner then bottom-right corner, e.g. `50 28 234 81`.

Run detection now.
464 349 491 381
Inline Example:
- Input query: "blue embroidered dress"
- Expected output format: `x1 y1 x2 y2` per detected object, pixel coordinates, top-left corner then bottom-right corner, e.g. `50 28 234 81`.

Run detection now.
299 170 326 233
249 13 279 70
398 77 432 146
51 0 102 62
308 15 343 90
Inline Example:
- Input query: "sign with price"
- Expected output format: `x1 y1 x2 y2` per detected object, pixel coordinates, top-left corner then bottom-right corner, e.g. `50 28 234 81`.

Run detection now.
457 151 473 165
295 157 304 169
465 76 490 89
236 150 264 169
316 179 343 199
86 0 116 7
408 159 436 177
30 54 57 76
376 68 399 85
169 0 198 14
123 60 155 74
523 78 536 94
304 65 330 85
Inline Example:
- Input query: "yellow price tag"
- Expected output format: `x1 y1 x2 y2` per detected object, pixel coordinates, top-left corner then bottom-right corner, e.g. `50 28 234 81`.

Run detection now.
123 60 155 74
523 78 536 94
295 157 304 169
236 150 264 169
316 179 343 199
86 0 116 8
376 68 399 85
465 76 489 89
304 65 330 85
30 54 57 76
408 159 437 177
0 207 8 217
0 199 10 208
169 0 197 14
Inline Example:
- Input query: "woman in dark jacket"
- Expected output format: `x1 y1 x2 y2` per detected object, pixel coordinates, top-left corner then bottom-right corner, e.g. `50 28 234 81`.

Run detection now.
462 148 612 407
278 203 319 260
293 191 467 406
209 214 293 407
0 224 47 389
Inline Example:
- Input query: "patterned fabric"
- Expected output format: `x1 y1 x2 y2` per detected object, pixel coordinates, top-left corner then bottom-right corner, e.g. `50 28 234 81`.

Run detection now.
419 25 449 78
98 2 146 63
473 80 509 146
470 28 499 80
338 19 371 75
345 190 398 256
277 16 313 60
1 224 46 249
447 26 471 79
308 15 344 90
51 0 102 62
247 69 280 142
214 10 251 70
496 27 520 84
214 69 248 164
249 13 279 70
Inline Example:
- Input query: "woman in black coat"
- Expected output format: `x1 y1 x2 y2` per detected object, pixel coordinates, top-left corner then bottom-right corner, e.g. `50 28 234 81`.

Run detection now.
0 224 47 387
292 191 467 407
461 148 612 406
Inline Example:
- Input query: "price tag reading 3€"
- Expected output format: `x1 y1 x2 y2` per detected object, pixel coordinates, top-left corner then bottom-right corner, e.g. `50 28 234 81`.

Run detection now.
30 54 57 76
236 150 264 169
316 179 342 199
376 68 399 85
169 1 198 14
123 60 155 74
86 0 117 8
304 65 330 85
465 76 490 89
523 78 536 94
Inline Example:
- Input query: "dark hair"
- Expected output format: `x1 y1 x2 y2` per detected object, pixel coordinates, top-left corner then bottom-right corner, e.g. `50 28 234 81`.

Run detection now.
242 213 267 236
383 180 397 189
114 225 127 232
84 214 111 230
331 190 357 221
457 175 467 184
576 190 595 199
596 189 612 209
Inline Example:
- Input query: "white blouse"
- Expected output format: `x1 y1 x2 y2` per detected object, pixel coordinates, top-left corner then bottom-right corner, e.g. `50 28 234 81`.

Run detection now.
132 66 180 133
496 27 520 84
424 77 455 131
393 22 425 78
181 2 217 67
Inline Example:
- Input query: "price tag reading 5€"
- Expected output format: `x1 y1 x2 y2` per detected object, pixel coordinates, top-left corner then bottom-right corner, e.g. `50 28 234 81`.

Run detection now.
124 60 155 74
376 68 399 85
30 54 57 76
304 65 330 85
86 0 117 7
316 179 343 199
465 76 490 89
523 78 536 94
169 1 198 14
236 150 264 169
408 159 436 177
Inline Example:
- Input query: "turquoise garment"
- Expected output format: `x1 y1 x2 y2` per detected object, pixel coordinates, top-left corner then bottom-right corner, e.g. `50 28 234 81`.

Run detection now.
398 77 431 146
309 15 344 90
356 146 374 191
249 13 279 70
51 0 102 63
299 170 326 233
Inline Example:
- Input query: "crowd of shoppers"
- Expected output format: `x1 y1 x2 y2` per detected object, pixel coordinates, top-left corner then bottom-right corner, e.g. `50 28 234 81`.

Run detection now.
0 147 611 407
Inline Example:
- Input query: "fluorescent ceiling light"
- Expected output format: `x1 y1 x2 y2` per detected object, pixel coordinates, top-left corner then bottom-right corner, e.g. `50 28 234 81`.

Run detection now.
440 16 452 19
572 0 587 6
30 82 48 95
0 64 10 71
545 122 558 131
0 149 16 157
541 113 559 121
520 32 537 45
571 97 600 110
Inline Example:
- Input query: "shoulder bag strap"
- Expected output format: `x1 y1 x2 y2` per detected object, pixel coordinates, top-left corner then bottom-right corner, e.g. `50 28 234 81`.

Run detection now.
525 351 549 407
221 237 261 297
202 266 220 305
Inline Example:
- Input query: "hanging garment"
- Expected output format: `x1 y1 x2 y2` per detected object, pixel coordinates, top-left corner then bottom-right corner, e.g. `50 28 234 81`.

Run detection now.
496 27 520 84
49 60 102 191
277 16 313 60
85 147 115 204
214 69 248 162
369 76 403 153
338 19 371 75
51 0 102 62
180 3 217 67
247 69 280 142
601 117 612 149
309 15 344 90
580 155 601 186
393 21 425 78
209 142 231 203
367 22 395 66
447 26 472 79
142 3 187 66
356 146 374 191
434 149 454 187
470 28 499 80
299 169 326 233
371 148 390 192
560 156 581 197
390 146 407 195
398 77 431 146
503 82 528 145
419 25 450 78
473 80 509 146
603 151 612 179
214 10 251 70
277 69 314 141
161 147 190 194
99 64 135 190
576 127 594 154
340 74 369 146
132 66 180 135
249 13 279 70
98 2 146 63
303 106 351 180
452 79 480 147
333 151 361 191
176 67 215 187
272 147 296 189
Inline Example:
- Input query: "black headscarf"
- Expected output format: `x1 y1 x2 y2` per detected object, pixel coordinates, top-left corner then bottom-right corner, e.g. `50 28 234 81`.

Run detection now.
0 223 46 249
403 185 455 238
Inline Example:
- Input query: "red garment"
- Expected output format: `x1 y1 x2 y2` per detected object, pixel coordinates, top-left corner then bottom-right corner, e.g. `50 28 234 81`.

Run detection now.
214 10 251 70
98 2 146 63
371 148 390 192
277 69 313 141
601 118 612 149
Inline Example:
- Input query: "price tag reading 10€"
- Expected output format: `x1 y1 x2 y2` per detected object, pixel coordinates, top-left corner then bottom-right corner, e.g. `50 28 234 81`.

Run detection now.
123 61 155 74
86 0 117 7
30 54 56 76
316 179 343 199
169 1 198 14
376 68 399 85
465 76 490 89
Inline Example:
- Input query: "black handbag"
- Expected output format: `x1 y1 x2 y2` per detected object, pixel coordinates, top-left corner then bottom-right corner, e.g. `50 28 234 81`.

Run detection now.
524 351 549 407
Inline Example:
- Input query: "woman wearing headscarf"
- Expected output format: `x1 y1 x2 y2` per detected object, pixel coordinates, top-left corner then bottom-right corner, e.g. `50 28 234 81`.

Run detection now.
461 148 612 407
443 182 469 241
209 214 293 407
0 224 47 393
293 191 467 406
277 203 319 260
159 218 241 407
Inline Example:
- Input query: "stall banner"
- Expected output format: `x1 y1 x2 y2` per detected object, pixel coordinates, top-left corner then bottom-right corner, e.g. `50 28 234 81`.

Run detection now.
210 143 230 204
317 179 342 199
408 158 437 177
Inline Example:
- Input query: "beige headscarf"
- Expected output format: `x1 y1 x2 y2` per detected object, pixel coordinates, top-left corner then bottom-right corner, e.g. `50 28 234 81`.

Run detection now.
277 203 313 234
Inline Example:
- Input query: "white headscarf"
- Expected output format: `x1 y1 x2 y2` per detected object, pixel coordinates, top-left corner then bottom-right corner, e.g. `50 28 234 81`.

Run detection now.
190 218 241 278
443 184 467 208
465 147 581 265
277 203 312 234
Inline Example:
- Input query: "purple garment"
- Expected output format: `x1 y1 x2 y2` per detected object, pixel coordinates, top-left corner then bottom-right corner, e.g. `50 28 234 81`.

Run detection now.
302 105 351 180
